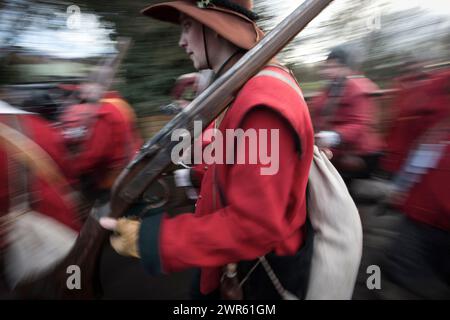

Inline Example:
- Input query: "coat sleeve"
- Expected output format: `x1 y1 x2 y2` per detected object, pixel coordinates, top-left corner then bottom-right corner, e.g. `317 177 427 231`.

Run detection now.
138 107 305 274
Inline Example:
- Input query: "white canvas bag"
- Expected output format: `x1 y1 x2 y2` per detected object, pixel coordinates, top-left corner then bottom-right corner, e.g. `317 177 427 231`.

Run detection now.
306 146 363 300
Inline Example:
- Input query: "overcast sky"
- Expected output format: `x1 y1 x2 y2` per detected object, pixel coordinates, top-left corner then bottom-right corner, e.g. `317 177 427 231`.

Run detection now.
265 0 450 64
6 0 450 60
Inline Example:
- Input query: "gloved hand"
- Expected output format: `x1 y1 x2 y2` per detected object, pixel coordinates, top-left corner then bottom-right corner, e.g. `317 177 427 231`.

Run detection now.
315 131 341 148
100 217 141 258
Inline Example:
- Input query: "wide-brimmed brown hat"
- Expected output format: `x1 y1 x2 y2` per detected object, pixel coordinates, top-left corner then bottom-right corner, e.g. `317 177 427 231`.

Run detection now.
141 0 264 50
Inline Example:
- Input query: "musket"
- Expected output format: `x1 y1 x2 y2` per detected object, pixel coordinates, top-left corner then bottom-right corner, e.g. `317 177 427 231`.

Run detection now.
16 0 334 299
89 37 132 100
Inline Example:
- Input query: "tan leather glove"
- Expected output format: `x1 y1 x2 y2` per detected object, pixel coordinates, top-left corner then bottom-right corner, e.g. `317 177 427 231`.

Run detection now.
101 217 141 258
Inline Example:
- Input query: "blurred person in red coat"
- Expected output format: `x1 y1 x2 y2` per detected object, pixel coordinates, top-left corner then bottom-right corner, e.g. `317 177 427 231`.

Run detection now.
353 70 450 299
380 65 450 176
60 83 143 203
0 100 80 297
99 0 315 300
311 47 383 182
160 71 214 114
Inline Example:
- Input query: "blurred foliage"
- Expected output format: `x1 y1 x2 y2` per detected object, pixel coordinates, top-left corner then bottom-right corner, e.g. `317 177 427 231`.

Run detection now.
285 0 450 89
0 0 195 115
74 0 195 115
77 0 283 115
1 0 449 114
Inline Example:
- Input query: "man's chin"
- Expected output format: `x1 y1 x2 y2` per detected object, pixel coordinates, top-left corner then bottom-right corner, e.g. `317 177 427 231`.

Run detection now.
193 62 205 71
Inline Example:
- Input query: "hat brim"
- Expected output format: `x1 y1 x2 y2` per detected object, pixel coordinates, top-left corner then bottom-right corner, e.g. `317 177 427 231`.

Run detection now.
141 1 264 50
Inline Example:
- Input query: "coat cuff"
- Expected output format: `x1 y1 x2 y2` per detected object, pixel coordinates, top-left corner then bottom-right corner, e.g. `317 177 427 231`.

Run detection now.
138 209 165 275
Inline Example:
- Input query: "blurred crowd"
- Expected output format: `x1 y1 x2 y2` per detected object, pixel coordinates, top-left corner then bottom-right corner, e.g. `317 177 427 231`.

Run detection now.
309 48 450 299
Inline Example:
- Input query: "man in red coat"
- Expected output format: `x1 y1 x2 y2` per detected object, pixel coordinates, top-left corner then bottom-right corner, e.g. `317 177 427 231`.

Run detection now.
0 100 80 297
353 70 450 299
61 86 143 201
394 68 450 231
100 0 314 300
161 71 214 114
0 101 80 231
380 67 450 176
311 47 383 181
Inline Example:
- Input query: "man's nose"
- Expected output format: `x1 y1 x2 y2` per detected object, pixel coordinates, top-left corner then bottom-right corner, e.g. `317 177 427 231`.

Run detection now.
179 33 187 49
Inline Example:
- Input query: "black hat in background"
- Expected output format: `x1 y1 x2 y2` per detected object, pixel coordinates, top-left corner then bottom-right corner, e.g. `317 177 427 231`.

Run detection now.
327 46 353 69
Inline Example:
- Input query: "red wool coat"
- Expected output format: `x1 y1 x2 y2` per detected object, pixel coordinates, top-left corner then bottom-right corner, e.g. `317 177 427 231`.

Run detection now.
395 70 450 231
71 92 142 190
399 133 450 231
0 114 80 236
311 76 383 156
381 69 450 174
138 65 314 294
